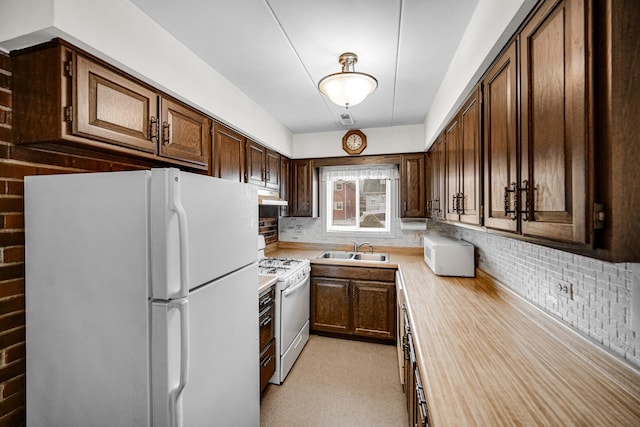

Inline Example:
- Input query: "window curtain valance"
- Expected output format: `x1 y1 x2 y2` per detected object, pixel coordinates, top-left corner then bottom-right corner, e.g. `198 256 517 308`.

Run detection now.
320 164 399 181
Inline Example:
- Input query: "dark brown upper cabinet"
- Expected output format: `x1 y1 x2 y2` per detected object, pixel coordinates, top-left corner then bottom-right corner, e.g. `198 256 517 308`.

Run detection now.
73 53 158 154
12 39 209 170
483 41 518 233
400 154 426 218
159 97 210 168
290 159 313 217
592 0 640 262
444 86 482 226
519 0 591 246
426 134 446 220
212 122 245 182
425 150 434 219
280 155 291 217
246 139 280 190
266 150 281 189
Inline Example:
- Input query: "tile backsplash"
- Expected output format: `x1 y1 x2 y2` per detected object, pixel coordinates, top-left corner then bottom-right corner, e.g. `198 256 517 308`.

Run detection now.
279 217 424 248
427 220 640 369
280 216 640 369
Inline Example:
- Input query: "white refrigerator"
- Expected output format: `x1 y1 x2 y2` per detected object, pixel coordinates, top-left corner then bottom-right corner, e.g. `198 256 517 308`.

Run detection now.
24 168 259 427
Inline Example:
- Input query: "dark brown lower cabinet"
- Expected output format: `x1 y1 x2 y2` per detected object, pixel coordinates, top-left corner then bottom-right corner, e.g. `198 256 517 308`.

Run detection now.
311 277 350 335
403 310 429 427
259 340 275 392
311 265 396 342
259 285 275 393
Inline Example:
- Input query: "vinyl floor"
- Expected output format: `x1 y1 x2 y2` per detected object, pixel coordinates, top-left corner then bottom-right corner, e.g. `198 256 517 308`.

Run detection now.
260 334 407 427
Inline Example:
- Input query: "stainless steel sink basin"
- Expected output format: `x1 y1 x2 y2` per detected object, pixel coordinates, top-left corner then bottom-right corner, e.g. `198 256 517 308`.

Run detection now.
317 251 389 263
317 251 357 259
352 253 389 262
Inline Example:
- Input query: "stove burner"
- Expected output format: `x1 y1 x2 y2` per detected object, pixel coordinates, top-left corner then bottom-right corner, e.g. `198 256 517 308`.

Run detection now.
258 257 309 279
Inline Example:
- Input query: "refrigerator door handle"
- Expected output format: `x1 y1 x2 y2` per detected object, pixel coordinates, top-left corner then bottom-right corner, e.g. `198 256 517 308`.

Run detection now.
168 298 190 427
170 170 190 298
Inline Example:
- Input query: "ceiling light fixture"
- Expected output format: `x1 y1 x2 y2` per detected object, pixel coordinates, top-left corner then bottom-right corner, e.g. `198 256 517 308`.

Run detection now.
318 52 378 109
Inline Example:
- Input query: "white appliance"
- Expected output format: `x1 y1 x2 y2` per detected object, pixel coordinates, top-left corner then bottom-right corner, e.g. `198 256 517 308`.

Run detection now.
257 239 310 384
25 168 260 427
423 234 475 277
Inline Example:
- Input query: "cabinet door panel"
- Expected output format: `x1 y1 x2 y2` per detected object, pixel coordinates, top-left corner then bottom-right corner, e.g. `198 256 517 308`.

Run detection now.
212 123 245 182
352 281 395 340
160 98 210 168
400 154 426 218
280 156 290 217
459 88 482 225
484 42 518 232
291 160 313 217
74 53 157 153
444 118 460 221
266 150 280 190
425 151 433 218
520 0 590 244
311 277 350 334
246 140 266 186
434 136 446 220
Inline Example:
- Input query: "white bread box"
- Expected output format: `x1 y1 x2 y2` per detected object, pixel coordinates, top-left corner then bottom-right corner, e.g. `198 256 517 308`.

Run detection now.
423 235 475 277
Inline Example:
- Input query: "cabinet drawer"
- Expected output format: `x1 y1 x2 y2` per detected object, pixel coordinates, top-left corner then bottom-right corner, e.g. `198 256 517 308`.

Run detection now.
311 264 396 282
259 304 275 350
259 339 275 392
259 285 275 311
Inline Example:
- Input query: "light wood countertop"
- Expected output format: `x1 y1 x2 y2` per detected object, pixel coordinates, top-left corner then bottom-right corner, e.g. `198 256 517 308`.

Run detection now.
258 275 278 294
266 242 640 425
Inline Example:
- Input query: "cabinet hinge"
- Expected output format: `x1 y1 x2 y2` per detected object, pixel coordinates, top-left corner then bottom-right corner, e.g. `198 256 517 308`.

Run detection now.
64 105 73 123
593 203 605 230
64 60 73 78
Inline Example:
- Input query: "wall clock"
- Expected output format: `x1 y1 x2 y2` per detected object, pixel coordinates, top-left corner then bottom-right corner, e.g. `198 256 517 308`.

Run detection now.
342 130 367 155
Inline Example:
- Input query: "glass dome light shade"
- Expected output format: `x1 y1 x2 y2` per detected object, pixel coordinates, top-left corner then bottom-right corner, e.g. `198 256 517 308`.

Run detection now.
318 72 378 108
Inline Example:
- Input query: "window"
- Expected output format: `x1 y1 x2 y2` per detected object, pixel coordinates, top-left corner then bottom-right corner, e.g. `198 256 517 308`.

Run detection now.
322 165 398 235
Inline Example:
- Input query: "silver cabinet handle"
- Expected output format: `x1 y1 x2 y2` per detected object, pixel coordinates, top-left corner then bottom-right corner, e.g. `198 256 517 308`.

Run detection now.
260 316 272 327
260 355 272 367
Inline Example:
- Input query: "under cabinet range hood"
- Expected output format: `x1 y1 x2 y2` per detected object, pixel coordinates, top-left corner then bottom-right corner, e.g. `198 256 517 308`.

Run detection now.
258 189 288 206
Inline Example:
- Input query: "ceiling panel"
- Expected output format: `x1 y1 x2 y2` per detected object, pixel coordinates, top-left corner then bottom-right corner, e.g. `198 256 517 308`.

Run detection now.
130 0 478 134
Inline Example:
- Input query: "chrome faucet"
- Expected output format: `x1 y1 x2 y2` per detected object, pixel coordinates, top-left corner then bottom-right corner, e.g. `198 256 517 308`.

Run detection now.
356 242 374 253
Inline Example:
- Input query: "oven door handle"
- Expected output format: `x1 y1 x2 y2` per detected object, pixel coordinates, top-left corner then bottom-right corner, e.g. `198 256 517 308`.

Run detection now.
282 273 310 297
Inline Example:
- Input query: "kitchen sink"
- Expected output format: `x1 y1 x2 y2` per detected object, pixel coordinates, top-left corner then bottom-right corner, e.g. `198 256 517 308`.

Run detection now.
352 253 389 262
316 251 389 263
317 251 356 259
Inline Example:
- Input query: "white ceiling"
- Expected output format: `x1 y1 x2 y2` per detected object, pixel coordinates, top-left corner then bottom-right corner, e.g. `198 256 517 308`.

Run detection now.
129 0 479 134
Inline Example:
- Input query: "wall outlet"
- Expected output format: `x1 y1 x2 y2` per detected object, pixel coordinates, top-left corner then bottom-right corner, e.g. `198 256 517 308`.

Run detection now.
556 282 574 300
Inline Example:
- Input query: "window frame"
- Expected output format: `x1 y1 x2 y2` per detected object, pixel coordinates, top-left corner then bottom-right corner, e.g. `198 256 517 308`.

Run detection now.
321 176 397 239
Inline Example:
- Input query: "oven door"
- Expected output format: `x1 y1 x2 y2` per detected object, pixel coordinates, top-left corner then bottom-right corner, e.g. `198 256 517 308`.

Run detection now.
279 270 310 354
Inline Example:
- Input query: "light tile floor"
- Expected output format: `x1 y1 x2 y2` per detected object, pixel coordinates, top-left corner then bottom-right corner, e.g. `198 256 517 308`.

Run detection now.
260 334 407 427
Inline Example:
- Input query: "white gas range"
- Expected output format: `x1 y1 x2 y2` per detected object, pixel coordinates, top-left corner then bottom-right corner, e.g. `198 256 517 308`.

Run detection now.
258 239 311 384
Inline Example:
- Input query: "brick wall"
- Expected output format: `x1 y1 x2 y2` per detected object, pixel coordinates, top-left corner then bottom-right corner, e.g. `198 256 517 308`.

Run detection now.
0 52 155 426
428 220 640 369
0 52 24 427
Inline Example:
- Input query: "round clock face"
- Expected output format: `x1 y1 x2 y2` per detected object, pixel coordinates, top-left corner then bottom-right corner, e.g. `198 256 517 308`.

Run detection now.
346 134 363 150
343 130 366 154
